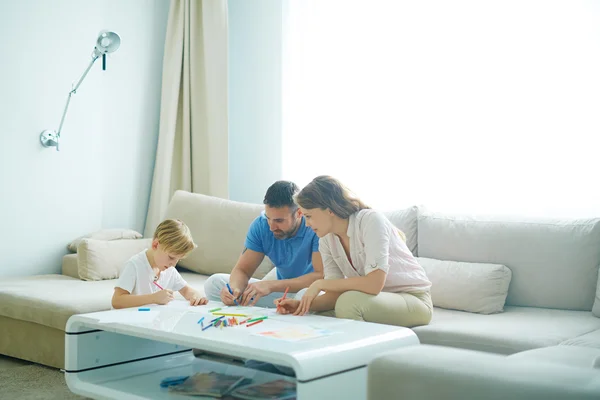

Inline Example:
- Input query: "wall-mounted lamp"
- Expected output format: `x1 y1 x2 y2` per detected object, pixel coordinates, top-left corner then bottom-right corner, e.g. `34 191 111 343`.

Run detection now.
40 30 121 151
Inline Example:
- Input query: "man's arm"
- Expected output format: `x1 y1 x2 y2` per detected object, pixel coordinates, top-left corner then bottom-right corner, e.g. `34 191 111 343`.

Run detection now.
267 252 324 293
228 247 265 293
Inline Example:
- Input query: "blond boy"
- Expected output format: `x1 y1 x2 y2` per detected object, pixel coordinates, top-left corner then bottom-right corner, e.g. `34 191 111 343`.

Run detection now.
112 219 208 309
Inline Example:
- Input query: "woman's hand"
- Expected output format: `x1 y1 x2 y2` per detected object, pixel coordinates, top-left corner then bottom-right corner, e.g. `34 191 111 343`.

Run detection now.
274 298 300 314
294 281 322 315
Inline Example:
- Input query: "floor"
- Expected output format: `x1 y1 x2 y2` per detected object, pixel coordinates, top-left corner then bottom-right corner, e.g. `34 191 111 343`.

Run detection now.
0 354 88 399
0 354 31 369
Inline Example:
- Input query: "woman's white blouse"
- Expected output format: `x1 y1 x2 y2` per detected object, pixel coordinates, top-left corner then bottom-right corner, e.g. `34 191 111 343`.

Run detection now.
319 209 431 293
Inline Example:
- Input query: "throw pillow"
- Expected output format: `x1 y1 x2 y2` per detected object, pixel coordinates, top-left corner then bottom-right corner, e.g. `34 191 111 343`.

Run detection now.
417 257 512 314
77 238 152 281
67 228 142 253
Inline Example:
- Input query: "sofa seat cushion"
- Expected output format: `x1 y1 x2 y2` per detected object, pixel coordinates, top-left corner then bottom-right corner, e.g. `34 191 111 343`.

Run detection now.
561 328 600 349
413 306 600 354
0 271 210 331
0 275 115 330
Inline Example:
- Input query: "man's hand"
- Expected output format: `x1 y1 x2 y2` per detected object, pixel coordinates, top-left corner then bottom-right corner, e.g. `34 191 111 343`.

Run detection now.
220 286 241 306
240 281 273 306
294 281 321 315
153 289 174 305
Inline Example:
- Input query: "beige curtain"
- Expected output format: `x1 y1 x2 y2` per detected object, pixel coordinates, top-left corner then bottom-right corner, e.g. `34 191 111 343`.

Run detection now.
144 0 228 237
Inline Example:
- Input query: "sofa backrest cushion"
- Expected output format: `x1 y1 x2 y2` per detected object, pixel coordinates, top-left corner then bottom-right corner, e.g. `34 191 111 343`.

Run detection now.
383 206 421 256
163 191 274 277
593 277 600 317
418 212 600 311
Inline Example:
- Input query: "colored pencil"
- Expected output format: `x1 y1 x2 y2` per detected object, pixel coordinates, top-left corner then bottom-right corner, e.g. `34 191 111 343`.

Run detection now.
247 316 268 323
211 312 248 317
226 283 240 305
153 281 164 290
246 319 264 327
277 286 290 311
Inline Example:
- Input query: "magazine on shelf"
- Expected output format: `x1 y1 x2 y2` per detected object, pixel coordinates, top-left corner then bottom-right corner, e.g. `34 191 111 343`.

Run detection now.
167 371 251 397
231 379 297 400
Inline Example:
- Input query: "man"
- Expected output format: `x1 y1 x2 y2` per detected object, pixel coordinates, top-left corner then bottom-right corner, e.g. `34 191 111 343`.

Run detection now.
204 180 323 308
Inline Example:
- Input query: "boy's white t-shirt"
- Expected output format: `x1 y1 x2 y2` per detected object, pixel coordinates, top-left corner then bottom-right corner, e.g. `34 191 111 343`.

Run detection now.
116 250 187 295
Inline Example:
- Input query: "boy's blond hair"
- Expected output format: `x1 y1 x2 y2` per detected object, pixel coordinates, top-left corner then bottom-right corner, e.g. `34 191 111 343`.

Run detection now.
153 219 196 257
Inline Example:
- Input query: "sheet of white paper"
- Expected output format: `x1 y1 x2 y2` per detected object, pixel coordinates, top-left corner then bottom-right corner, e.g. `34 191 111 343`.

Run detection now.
92 310 160 324
156 299 210 312
215 305 273 317
253 325 337 342
269 313 352 329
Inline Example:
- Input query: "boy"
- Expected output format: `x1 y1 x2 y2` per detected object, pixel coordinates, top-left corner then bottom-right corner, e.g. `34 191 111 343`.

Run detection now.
112 219 208 309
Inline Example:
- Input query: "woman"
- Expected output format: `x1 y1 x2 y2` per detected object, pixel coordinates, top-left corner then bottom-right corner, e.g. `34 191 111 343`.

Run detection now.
276 175 432 327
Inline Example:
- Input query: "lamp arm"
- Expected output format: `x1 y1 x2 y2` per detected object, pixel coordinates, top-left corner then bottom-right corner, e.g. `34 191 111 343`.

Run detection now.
56 55 100 137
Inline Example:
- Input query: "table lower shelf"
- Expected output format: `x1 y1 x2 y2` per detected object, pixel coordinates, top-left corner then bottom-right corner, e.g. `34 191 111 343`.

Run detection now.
66 350 296 399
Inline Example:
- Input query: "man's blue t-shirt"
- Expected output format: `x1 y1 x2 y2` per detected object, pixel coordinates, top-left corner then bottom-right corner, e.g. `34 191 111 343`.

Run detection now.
244 213 318 280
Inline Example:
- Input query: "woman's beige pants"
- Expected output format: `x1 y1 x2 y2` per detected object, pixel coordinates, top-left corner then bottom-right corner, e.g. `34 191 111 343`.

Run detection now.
330 290 433 327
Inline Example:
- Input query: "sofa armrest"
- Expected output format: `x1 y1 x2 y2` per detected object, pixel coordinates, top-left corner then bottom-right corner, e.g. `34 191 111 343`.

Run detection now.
509 345 600 369
367 345 600 400
62 254 80 279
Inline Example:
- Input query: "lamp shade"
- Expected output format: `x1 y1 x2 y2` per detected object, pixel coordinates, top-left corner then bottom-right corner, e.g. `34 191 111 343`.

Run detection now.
93 31 121 57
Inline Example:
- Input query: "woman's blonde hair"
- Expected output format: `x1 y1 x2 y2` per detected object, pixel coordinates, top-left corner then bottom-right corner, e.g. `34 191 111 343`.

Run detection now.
153 219 197 256
295 175 370 219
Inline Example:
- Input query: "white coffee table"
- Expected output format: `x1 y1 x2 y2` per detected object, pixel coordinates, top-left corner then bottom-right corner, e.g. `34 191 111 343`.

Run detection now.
65 301 419 399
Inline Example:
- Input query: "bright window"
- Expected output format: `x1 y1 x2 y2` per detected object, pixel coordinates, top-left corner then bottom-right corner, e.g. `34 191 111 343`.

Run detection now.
282 0 600 217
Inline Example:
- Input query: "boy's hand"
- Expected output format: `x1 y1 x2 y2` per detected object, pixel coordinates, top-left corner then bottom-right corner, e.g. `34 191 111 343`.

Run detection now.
220 286 241 306
189 296 208 306
274 298 300 315
153 289 174 305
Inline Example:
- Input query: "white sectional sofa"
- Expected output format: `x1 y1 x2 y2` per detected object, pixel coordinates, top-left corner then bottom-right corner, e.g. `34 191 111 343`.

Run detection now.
1 190 599 400
368 212 600 399
0 191 274 368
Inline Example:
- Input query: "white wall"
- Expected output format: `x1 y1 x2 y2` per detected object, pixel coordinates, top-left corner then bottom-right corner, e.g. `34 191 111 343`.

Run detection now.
228 0 284 204
0 0 170 277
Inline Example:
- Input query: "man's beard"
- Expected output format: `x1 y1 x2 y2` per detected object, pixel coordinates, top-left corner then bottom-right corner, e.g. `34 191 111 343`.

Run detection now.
273 218 300 240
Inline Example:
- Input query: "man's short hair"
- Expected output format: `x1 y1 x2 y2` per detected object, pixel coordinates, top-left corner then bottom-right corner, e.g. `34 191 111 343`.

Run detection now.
264 180 299 210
